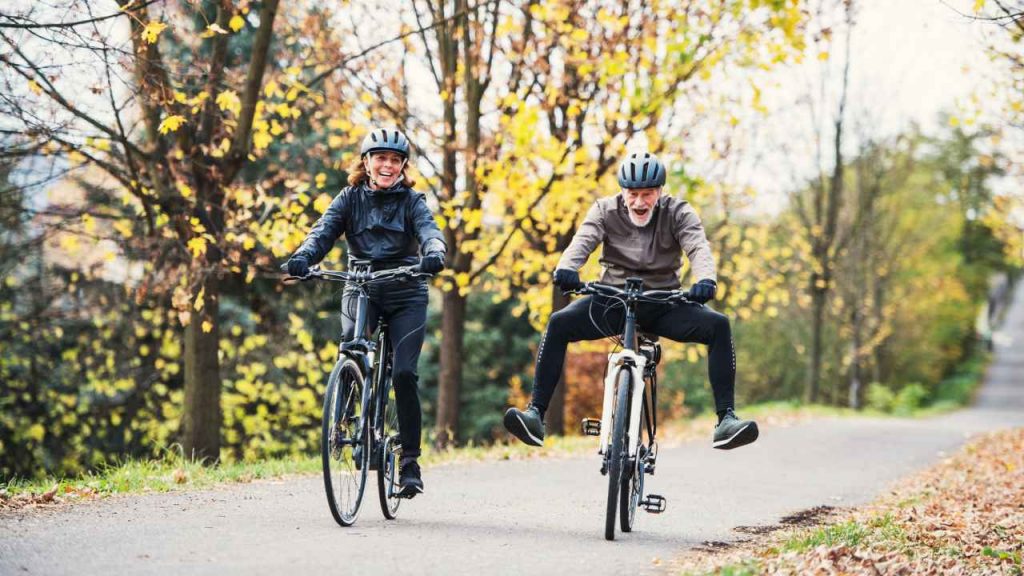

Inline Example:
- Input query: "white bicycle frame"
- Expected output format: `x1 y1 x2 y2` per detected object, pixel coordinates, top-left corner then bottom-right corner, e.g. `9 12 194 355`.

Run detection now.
598 349 648 458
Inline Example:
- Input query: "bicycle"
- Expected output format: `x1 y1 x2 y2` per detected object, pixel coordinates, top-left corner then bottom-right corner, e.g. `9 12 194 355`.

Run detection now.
283 260 432 527
569 277 690 540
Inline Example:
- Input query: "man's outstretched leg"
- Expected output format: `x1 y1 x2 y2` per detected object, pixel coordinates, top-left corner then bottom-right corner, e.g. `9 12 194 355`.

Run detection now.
505 296 622 446
645 303 758 450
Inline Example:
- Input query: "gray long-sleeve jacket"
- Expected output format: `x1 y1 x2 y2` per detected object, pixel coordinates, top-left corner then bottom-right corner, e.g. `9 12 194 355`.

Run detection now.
556 193 716 289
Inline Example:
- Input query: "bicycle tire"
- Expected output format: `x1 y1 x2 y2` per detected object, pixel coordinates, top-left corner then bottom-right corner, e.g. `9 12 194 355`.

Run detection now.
605 368 632 541
377 359 402 519
621 401 645 532
322 358 368 526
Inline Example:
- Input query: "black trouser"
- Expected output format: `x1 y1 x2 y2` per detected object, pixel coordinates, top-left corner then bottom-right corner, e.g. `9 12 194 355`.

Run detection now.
531 295 736 416
342 279 428 458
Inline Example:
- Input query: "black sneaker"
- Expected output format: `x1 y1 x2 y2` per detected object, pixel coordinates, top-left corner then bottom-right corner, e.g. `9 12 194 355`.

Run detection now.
503 405 545 447
398 459 424 498
713 408 759 450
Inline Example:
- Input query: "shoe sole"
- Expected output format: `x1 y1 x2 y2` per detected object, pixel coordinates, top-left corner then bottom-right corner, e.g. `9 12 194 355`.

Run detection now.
397 485 424 499
503 410 544 447
713 422 759 450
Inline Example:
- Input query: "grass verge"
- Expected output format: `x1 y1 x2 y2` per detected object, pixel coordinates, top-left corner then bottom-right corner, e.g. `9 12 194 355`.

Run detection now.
0 398 978 513
676 427 1024 575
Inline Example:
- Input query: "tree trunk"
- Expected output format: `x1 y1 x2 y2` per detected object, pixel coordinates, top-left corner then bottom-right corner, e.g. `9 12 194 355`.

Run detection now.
435 288 466 448
180 275 222 461
807 280 825 404
849 304 863 409
545 286 571 435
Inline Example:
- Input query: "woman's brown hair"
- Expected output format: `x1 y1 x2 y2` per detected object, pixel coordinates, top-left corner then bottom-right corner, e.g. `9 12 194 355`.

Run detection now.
346 155 416 188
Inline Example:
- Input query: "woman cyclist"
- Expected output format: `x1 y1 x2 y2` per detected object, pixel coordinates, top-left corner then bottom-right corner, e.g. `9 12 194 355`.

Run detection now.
285 127 446 498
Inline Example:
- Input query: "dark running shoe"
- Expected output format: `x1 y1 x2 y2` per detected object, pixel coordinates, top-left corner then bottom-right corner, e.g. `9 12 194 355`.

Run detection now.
398 459 424 498
713 409 759 450
503 405 545 447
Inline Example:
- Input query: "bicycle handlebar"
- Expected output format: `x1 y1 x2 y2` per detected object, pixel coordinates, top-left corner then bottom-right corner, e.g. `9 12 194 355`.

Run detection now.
566 281 692 303
281 264 433 285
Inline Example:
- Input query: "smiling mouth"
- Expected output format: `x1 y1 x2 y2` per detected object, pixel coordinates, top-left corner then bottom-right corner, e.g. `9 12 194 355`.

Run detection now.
632 207 650 216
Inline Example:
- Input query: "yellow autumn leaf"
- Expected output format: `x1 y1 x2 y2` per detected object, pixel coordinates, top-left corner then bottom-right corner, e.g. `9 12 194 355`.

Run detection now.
974 0 985 12
229 14 245 32
216 90 241 116
252 130 272 150
187 236 208 258
315 172 327 189
141 21 167 44
113 219 134 239
26 423 45 442
27 80 42 95
313 193 332 213
177 182 193 198
202 320 213 333
193 286 206 312
158 114 186 134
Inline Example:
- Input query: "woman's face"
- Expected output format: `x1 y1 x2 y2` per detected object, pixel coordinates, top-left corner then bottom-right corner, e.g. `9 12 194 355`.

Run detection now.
364 151 406 189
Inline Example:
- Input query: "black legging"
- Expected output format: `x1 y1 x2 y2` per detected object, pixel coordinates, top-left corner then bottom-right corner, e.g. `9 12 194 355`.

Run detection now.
531 295 736 416
342 279 428 458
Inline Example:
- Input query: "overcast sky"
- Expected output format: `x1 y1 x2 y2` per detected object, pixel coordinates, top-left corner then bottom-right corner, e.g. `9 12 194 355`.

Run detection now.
712 0 1000 213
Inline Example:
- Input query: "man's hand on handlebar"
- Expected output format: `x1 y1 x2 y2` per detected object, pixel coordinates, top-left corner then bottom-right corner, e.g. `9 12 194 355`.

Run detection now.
553 268 582 291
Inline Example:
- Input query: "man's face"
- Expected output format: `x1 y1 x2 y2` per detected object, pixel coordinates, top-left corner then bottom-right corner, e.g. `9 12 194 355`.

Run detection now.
622 187 662 226
364 151 406 189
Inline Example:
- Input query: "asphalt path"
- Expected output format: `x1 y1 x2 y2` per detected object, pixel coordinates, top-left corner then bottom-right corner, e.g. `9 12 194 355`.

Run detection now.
3 283 1022 576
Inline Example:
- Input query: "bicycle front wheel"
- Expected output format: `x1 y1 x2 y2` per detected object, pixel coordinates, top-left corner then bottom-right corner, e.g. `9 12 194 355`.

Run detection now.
621 402 645 533
605 368 632 541
377 364 402 519
322 357 368 526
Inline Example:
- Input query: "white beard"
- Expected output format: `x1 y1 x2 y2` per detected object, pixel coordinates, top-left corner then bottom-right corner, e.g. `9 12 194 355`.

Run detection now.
628 209 654 227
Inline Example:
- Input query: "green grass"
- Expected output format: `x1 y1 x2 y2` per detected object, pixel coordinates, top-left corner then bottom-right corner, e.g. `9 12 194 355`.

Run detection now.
1 434 598 501
0 387 988 504
782 520 871 552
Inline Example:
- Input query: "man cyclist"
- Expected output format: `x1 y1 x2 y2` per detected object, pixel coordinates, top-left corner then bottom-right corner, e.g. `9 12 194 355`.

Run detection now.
285 127 446 497
503 152 758 451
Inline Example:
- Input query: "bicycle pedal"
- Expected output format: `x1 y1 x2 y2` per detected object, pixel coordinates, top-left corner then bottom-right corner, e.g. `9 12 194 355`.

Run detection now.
641 494 667 514
580 418 601 436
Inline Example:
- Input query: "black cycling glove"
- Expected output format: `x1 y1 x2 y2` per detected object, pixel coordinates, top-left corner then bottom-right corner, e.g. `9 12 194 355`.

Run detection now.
286 255 310 277
553 268 582 290
421 251 445 274
689 278 717 304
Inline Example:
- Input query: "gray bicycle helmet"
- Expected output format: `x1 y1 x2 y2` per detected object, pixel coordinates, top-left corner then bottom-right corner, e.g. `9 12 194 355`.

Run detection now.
360 127 410 158
617 152 666 189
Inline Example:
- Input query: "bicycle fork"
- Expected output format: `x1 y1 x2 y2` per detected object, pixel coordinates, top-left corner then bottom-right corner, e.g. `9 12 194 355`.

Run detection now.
598 350 647 460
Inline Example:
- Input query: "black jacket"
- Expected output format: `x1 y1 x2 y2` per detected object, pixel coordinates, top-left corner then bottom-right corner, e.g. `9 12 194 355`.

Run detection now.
292 183 446 267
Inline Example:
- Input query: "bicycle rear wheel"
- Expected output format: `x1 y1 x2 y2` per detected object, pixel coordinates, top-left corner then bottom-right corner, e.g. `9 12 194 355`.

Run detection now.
322 358 368 526
377 362 402 519
605 368 632 541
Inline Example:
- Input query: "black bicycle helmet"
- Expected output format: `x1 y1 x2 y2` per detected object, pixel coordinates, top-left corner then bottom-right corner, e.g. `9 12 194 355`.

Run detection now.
360 127 410 158
617 152 666 188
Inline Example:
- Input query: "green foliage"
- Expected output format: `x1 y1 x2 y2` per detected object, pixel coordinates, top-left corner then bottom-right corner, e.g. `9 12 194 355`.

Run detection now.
892 383 929 416
866 383 896 412
421 289 537 444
